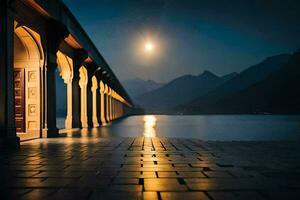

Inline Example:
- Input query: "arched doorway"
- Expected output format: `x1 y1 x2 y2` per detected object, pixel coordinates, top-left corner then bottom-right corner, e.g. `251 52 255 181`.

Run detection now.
13 25 44 140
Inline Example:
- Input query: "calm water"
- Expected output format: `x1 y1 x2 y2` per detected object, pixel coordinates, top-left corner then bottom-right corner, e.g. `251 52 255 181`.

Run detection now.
57 115 300 141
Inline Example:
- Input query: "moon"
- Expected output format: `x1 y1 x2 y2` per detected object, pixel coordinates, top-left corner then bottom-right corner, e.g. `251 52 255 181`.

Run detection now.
145 42 154 52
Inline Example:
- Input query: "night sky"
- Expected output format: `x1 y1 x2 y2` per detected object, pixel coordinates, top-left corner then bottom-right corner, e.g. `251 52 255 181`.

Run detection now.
63 0 300 82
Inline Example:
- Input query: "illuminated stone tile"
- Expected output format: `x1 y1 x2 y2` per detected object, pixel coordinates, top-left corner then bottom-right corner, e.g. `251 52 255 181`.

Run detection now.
177 171 206 178
157 172 179 178
91 191 142 200
144 178 187 191
160 192 210 200
143 192 159 200
118 171 157 178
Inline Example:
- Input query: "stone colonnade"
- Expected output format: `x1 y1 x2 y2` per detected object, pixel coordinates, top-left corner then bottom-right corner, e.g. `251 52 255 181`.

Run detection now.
0 0 132 147
57 60 127 130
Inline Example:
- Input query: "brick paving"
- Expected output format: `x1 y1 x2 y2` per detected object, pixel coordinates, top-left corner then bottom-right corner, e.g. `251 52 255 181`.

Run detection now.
1 135 300 199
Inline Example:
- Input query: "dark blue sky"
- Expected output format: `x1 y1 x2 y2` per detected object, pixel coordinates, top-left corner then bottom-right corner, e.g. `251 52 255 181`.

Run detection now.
63 0 300 82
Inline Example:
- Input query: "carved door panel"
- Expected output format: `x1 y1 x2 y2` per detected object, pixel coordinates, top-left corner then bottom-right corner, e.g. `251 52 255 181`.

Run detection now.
14 69 25 133
25 68 40 132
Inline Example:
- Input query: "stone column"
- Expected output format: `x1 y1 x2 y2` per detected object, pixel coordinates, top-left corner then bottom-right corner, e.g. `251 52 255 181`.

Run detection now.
115 100 117 119
91 76 99 127
108 88 113 121
115 101 118 119
120 103 124 117
96 85 101 126
99 81 107 125
112 96 116 120
72 50 87 128
79 67 88 128
115 101 119 119
111 98 115 120
105 85 110 122
0 1 20 147
118 102 121 118
43 20 68 138
65 80 73 129
96 79 101 126
112 92 115 120
87 67 97 128
119 102 122 117
87 76 93 128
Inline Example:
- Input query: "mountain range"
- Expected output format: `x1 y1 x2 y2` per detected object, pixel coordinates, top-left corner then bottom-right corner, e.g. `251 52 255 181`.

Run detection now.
123 52 296 114
135 71 238 111
184 51 299 114
180 53 292 113
121 78 165 98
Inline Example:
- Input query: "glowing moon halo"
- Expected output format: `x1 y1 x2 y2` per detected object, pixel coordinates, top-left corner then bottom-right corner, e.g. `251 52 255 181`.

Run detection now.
144 41 154 52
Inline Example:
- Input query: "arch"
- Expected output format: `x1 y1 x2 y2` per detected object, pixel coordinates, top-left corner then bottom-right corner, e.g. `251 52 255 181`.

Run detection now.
13 25 44 140
56 51 73 129
56 51 73 83
91 76 99 127
79 66 88 128
14 26 44 66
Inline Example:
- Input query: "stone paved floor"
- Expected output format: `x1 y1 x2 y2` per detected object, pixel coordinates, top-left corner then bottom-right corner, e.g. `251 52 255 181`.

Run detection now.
1 134 300 199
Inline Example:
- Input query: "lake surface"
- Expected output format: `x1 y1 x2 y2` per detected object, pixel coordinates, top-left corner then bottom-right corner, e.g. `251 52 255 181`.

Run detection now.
57 115 300 141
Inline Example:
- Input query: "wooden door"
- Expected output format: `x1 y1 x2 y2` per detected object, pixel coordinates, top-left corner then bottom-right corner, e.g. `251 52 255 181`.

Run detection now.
14 69 25 133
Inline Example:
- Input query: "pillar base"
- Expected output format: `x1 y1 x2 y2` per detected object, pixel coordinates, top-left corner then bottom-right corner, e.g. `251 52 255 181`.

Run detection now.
81 118 89 128
0 127 20 148
65 116 73 129
93 121 99 128
82 125 89 129
101 122 109 126
42 128 59 138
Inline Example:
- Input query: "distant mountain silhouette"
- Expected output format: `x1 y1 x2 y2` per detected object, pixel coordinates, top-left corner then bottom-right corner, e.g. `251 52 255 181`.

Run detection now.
221 72 239 82
136 70 237 111
186 50 300 114
182 53 298 114
122 78 165 99
180 54 291 113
